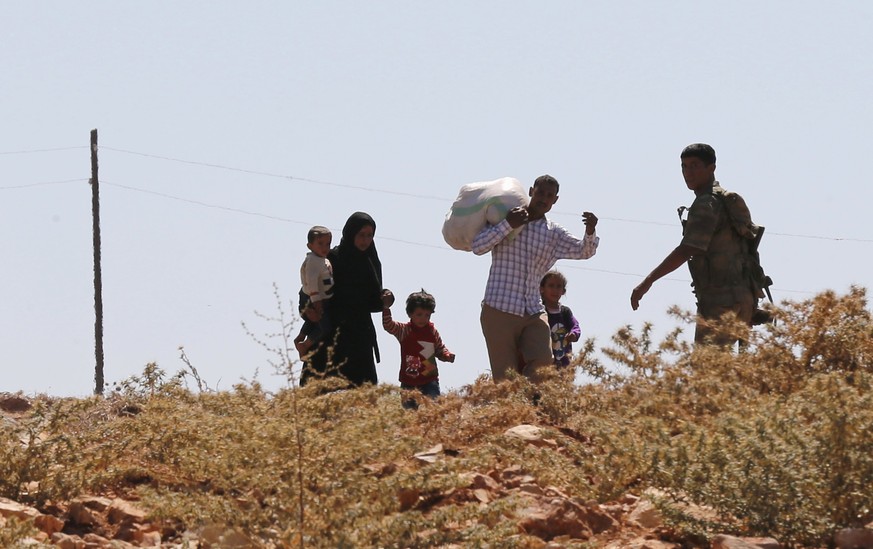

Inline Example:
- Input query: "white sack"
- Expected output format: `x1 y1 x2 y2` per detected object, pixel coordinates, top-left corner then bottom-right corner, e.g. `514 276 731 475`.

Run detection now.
442 177 529 251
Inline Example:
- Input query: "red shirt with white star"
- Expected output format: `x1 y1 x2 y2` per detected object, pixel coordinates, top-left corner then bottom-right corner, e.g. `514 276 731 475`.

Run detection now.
382 309 453 386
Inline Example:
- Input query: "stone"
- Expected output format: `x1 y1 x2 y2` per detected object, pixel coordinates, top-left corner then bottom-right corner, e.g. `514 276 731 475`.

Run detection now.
461 472 500 491
0 394 31 413
519 484 545 496
628 500 662 529
76 496 113 512
835 528 873 549
712 534 781 549
517 496 613 541
107 498 147 524
362 462 397 478
505 424 547 445
68 500 100 526
0 496 40 521
140 530 162 547
577 503 618 534
413 444 443 463
33 513 64 535
51 533 86 549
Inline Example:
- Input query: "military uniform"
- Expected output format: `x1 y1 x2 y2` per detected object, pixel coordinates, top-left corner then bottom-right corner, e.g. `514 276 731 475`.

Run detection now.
681 181 757 343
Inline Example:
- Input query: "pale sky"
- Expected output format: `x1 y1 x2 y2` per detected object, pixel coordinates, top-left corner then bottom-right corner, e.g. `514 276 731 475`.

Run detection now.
3 1 871 396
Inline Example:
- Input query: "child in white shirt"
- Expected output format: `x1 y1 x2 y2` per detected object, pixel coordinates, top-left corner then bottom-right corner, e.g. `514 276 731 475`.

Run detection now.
295 226 334 358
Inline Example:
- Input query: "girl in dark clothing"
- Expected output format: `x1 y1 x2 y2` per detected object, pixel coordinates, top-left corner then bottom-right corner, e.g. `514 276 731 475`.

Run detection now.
301 212 383 387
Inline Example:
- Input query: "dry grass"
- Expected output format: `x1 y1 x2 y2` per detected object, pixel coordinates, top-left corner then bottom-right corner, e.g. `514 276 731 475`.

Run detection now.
1 286 871 547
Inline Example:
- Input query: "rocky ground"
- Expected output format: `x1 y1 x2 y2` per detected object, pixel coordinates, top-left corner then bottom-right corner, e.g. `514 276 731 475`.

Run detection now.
3 393 872 549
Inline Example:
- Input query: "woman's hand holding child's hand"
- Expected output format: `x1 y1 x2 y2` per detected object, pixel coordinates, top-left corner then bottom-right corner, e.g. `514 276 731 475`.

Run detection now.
381 289 395 309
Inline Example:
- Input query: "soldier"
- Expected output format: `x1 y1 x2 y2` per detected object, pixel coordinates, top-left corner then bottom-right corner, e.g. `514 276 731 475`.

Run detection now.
630 143 764 346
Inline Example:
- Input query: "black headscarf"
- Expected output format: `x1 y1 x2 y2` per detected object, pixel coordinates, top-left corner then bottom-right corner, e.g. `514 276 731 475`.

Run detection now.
329 211 383 319
335 212 382 287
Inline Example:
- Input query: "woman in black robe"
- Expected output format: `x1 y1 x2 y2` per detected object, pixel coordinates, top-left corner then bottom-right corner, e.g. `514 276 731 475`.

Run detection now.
300 212 383 387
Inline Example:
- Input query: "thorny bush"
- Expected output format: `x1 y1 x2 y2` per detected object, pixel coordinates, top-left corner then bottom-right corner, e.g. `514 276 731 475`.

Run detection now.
0 287 870 547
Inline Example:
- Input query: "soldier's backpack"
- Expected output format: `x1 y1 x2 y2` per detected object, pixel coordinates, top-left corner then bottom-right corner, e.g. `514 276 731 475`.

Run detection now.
679 186 774 324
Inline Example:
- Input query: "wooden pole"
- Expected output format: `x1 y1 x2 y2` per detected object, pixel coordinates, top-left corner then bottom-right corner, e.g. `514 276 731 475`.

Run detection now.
90 129 105 395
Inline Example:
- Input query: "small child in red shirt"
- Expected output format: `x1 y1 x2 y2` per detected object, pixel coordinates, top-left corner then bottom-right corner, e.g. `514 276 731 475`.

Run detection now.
381 288 455 409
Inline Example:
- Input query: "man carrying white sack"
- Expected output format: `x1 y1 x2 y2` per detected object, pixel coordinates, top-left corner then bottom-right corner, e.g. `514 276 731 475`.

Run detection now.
472 174 599 384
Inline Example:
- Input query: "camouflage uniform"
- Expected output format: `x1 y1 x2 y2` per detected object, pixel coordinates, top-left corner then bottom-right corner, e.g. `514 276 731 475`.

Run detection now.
681 181 757 344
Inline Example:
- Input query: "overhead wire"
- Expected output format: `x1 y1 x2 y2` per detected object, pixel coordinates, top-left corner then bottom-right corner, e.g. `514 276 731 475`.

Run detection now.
0 178 88 190
1 144 861 296
103 181 311 226
94 145 866 296
103 181 473 251
103 179 816 294
100 146 448 201
5 144 873 243
0 146 87 155
100 145 873 244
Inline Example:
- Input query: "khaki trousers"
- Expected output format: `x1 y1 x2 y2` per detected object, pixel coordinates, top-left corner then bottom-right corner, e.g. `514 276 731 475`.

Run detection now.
480 303 554 383
695 289 756 346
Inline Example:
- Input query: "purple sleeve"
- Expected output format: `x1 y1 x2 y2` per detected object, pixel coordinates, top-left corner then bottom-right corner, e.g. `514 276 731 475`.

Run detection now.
570 314 581 339
565 305 581 339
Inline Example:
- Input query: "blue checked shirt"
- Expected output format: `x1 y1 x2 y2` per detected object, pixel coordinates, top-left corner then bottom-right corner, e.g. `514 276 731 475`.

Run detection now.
472 217 599 316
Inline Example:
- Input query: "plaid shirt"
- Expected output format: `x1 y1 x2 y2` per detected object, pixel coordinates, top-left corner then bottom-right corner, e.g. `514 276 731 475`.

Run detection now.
472 218 599 316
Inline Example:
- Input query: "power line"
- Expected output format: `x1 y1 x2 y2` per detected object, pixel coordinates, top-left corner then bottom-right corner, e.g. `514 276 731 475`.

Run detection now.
0 178 87 190
558 263 814 294
103 182 312 226
100 145 872 244
99 181 668 280
105 180 453 250
765 231 873 243
105 179 815 294
585 215 674 228
550 210 873 242
101 146 448 201
0 146 87 155
102 147 305 179
4 144 869 245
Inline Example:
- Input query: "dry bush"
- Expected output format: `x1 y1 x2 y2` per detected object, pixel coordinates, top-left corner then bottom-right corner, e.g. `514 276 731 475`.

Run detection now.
583 287 873 546
1 287 870 547
748 286 873 392
0 516 38 547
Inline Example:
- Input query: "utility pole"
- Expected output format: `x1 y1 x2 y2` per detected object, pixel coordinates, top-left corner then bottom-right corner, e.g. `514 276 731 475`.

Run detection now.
90 129 105 395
